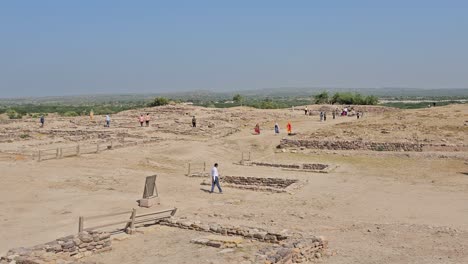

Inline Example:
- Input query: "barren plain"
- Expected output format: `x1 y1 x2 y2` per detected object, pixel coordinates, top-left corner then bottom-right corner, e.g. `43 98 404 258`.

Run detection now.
0 104 467 264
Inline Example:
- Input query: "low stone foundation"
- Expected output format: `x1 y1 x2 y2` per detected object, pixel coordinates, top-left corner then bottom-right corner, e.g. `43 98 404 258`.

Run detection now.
242 161 331 173
191 235 244 248
201 176 302 193
157 217 328 263
0 231 111 264
280 139 425 152
258 237 328 264
158 217 288 243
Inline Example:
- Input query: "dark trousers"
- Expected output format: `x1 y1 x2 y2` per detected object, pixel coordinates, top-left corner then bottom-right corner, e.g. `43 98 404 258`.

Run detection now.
211 177 222 193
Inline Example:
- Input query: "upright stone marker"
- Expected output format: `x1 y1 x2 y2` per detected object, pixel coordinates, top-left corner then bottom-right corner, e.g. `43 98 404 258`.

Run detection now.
138 175 160 207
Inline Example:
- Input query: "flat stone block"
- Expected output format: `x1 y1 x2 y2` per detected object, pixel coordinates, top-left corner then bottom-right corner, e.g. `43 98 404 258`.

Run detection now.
138 197 160 208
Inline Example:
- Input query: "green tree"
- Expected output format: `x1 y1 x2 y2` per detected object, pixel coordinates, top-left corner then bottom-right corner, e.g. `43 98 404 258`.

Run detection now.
233 94 244 105
314 91 329 104
148 97 169 107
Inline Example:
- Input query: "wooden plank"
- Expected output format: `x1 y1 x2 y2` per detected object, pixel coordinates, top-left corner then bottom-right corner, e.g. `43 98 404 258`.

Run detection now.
84 219 132 231
135 208 176 218
79 216 84 232
85 210 133 220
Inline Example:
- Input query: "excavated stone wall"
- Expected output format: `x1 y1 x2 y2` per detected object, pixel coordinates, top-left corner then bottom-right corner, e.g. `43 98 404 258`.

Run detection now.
280 139 424 152
0 231 111 264
157 217 328 263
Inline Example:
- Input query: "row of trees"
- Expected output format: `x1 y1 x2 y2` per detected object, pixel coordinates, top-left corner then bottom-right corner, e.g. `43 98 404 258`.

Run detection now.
314 91 379 105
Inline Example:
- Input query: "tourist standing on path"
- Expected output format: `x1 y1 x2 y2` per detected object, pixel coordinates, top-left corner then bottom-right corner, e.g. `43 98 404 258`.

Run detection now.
145 113 150 127
332 111 335 119
105 114 111 127
254 123 260 134
287 121 292 135
139 114 144 127
40 115 45 128
210 163 222 193
192 116 197 127
274 122 279 135
320 112 324 121
323 112 327 121
304 106 308 115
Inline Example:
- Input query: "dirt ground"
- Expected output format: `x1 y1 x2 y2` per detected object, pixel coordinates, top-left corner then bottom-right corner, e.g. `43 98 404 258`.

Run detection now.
0 104 467 264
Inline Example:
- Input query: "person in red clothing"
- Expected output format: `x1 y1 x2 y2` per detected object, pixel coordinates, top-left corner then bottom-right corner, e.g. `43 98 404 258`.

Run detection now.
254 123 260 134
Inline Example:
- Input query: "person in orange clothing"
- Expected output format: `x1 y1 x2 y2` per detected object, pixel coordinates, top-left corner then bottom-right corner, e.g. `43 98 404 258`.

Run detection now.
286 121 292 135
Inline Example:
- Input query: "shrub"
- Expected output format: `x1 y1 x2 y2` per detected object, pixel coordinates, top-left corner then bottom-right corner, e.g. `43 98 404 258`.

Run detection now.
63 111 79 117
148 97 169 107
6 109 22 119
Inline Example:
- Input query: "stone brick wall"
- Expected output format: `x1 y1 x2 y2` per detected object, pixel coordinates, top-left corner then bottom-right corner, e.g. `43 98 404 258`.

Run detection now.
157 217 328 263
242 161 330 172
258 237 328 263
280 139 424 152
223 176 297 189
250 162 301 169
157 217 288 243
302 163 328 170
0 231 111 264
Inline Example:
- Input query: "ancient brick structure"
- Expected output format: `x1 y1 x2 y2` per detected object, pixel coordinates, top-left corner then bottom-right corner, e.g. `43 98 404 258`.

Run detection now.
0 231 111 264
280 139 425 152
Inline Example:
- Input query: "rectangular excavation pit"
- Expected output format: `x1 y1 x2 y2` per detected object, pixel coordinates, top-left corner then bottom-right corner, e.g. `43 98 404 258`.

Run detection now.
201 176 302 193
239 161 333 173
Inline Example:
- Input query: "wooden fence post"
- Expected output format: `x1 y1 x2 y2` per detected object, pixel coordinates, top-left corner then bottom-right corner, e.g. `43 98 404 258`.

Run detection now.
60 148 63 158
126 208 136 234
76 145 80 156
241 152 244 162
56 148 60 159
188 163 191 175
38 150 41 162
96 142 100 153
78 216 84 232
249 152 251 161
203 162 206 172
171 208 178 216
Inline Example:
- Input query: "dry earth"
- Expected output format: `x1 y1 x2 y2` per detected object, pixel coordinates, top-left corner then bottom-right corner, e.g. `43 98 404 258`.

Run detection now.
0 104 467 264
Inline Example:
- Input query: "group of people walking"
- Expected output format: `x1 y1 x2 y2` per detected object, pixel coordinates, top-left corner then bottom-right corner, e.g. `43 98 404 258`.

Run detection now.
254 121 293 135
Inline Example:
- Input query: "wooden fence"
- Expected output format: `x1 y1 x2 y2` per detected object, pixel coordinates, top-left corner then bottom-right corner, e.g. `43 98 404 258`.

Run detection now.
36 137 162 162
187 162 207 176
78 207 177 234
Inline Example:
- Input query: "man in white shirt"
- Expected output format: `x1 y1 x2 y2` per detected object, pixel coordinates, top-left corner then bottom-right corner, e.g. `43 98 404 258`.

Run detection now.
210 163 223 193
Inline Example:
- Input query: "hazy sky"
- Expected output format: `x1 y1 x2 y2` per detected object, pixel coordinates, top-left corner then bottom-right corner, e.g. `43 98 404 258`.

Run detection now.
1 0 467 98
